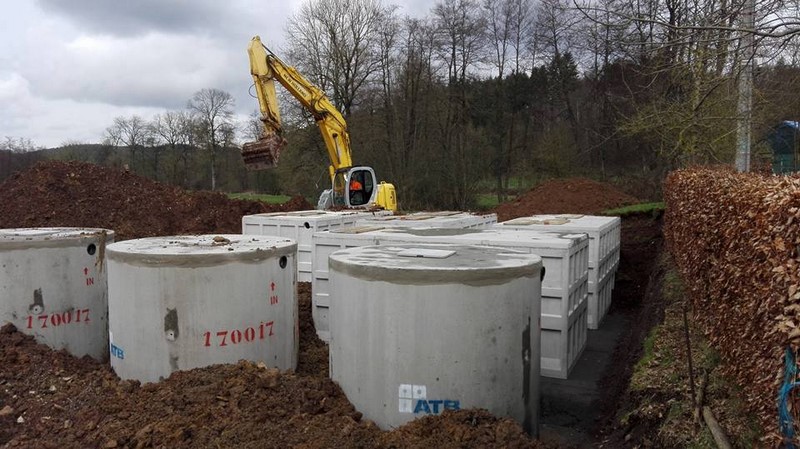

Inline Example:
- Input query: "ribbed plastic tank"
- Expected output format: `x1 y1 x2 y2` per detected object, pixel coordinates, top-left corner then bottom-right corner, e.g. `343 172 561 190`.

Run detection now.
329 244 542 435
496 215 621 329
314 226 588 378
106 234 297 383
355 211 497 229
0 227 114 360
242 210 392 282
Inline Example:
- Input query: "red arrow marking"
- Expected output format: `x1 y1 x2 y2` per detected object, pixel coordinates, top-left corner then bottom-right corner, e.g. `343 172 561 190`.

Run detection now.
270 282 276 291
83 267 89 276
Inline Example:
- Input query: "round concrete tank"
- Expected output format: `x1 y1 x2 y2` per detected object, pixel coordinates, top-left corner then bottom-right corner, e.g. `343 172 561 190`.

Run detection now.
107 234 298 383
0 227 115 360
329 244 543 436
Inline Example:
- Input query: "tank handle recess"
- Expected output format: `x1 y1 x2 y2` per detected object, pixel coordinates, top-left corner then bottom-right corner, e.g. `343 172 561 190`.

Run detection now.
397 248 456 259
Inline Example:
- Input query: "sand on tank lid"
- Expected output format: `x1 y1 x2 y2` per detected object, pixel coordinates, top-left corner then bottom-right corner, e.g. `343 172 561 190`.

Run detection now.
0 227 112 241
328 244 542 286
0 228 114 250
107 234 296 267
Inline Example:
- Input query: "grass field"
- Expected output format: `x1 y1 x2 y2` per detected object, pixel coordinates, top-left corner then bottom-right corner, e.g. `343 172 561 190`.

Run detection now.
227 192 292 204
603 201 665 216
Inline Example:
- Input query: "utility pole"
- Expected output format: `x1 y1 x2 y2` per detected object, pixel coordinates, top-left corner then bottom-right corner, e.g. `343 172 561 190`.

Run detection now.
735 0 755 172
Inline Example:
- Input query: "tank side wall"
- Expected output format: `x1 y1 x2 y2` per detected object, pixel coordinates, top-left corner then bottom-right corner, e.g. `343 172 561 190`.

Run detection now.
329 272 541 435
109 254 297 383
1 236 111 360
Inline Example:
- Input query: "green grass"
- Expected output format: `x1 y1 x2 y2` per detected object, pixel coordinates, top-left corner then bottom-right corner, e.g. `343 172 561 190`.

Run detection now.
475 177 534 192
632 327 659 380
475 193 517 210
603 201 665 216
227 192 292 204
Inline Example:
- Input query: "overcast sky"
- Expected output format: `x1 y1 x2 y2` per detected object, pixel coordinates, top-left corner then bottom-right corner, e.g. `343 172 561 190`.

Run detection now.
0 0 430 148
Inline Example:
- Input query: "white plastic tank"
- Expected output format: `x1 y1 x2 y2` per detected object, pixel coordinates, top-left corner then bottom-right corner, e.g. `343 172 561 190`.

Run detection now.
0 227 115 360
314 226 588 378
355 211 497 229
242 210 392 282
329 244 542 435
106 234 297 383
496 214 621 329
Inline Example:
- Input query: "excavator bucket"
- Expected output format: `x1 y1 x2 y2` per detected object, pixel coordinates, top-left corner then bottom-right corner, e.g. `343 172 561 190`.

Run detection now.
241 134 287 170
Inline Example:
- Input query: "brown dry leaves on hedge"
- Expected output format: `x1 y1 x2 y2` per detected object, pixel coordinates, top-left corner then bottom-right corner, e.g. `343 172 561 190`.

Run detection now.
664 168 800 445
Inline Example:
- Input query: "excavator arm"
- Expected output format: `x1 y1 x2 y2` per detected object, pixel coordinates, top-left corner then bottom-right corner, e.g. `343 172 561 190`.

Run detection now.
243 36 353 176
243 36 397 212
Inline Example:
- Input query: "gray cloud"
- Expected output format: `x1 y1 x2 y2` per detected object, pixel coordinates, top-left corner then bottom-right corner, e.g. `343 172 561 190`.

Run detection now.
36 0 233 37
3 0 411 146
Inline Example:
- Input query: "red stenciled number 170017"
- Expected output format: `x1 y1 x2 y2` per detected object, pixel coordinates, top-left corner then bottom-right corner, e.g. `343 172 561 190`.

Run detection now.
27 309 91 329
203 321 275 348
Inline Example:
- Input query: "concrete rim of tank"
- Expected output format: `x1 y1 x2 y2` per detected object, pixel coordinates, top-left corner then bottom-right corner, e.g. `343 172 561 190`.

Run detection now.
329 244 542 286
106 234 297 267
0 228 115 250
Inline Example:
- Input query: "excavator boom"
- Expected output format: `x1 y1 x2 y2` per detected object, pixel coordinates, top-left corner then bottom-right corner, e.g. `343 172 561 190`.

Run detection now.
243 36 397 212
244 36 352 173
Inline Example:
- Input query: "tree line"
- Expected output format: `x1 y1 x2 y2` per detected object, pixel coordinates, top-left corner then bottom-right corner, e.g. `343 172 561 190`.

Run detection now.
4 0 798 210
273 0 800 209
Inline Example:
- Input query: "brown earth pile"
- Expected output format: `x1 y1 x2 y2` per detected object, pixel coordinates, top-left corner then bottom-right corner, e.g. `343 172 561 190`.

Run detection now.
0 161 311 240
0 286 542 449
664 168 800 445
0 157 541 448
494 178 639 221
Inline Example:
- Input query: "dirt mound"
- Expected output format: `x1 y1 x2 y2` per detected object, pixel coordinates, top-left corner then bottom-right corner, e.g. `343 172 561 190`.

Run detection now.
0 161 312 240
380 409 540 448
494 178 639 221
0 285 542 448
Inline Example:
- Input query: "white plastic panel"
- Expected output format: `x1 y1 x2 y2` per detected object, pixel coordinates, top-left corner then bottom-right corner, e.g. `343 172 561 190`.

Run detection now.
242 210 392 282
313 226 590 379
495 214 621 329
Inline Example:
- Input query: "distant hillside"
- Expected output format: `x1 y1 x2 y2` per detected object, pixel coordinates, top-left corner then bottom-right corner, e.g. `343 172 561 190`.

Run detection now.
39 143 114 163
1 144 281 194
0 150 44 182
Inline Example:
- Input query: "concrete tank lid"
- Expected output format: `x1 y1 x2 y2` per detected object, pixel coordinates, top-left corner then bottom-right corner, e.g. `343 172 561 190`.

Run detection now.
106 234 296 267
246 209 388 221
371 227 588 245
364 211 492 221
0 228 114 247
501 214 621 228
250 210 333 217
329 244 542 285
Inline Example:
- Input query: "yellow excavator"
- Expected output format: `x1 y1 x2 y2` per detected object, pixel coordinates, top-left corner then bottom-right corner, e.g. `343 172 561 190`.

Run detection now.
242 36 398 212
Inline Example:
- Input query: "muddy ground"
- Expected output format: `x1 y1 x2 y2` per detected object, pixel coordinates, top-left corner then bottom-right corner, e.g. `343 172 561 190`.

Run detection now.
0 162 665 448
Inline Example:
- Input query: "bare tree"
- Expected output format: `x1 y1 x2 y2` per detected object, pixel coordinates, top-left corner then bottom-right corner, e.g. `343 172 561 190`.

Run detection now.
188 88 235 191
483 0 514 77
1 137 40 153
105 115 149 171
286 0 396 115
434 0 487 85
509 0 535 74
433 0 489 209
150 110 196 183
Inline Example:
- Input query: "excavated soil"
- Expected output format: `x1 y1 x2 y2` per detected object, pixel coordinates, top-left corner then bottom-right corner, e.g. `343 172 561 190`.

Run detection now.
493 178 639 221
0 162 663 448
0 161 311 240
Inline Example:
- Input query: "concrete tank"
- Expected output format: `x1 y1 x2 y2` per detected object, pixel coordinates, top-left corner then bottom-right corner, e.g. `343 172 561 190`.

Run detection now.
329 244 542 435
496 214 621 329
0 227 115 360
107 234 297 383
242 210 392 282
355 211 497 229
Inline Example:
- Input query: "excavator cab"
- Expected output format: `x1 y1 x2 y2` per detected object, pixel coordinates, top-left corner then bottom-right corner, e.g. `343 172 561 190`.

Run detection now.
330 167 377 208
319 166 397 211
